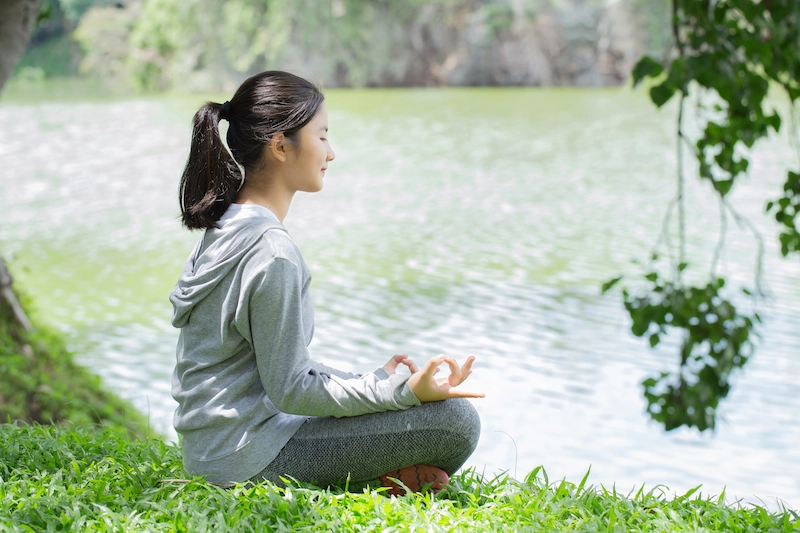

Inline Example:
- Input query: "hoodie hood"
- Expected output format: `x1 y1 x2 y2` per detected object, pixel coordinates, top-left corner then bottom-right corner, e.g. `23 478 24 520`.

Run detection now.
170 207 285 328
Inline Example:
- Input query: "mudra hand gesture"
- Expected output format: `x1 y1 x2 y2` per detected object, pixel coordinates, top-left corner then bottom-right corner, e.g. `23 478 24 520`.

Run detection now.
383 354 484 402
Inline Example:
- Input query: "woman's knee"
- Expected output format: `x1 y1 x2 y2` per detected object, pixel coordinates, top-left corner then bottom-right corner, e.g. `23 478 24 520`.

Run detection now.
430 398 481 450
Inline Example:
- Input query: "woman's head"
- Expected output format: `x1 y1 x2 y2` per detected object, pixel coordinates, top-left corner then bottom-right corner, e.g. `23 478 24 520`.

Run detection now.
179 71 325 229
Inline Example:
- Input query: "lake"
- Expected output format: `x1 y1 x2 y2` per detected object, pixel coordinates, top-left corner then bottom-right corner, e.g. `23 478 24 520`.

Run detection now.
1 83 798 510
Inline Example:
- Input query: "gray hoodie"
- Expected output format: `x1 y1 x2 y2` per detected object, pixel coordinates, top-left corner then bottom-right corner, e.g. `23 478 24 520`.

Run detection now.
170 204 420 484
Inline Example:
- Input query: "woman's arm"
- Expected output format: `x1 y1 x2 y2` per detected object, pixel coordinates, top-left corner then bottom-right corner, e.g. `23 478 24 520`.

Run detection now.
244 257 420 417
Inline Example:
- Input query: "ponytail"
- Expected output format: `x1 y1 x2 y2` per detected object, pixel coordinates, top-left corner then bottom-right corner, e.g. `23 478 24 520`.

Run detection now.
179 102 243 230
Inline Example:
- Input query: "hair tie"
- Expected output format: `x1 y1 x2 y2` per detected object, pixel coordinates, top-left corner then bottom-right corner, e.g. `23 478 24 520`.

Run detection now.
221 101 231 120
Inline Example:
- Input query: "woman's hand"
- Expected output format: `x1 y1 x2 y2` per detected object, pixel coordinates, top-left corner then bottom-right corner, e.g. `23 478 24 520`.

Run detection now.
407 355 485 402
382 354 418 376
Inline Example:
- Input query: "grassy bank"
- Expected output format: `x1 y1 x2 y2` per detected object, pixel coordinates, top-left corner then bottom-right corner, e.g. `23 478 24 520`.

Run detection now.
0 277 149 437
1 423 797 532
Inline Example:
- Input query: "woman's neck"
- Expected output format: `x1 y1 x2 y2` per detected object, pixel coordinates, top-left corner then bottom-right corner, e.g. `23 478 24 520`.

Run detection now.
235 174 294 222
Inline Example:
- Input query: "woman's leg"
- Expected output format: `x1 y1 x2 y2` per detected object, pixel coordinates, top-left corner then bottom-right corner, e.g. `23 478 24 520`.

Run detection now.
251 398 480 487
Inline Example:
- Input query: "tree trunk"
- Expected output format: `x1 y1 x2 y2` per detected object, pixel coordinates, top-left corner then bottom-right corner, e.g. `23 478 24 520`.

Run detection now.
0 0 42 91
0 257 33 332
0 0 41 331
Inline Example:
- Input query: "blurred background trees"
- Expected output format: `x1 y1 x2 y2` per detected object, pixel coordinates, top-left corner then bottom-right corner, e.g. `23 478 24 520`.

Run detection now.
0 0 43 88
16 0 672 91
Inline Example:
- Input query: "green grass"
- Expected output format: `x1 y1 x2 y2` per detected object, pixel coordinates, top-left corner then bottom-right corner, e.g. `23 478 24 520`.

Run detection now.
0 423 797 532
0 286 150 438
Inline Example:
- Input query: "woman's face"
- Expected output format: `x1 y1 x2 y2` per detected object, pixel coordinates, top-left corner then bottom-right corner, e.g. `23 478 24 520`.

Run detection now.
284 103 335 193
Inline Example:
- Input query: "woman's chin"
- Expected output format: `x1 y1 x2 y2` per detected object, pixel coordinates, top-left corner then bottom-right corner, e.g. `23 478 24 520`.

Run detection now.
304 181 324 193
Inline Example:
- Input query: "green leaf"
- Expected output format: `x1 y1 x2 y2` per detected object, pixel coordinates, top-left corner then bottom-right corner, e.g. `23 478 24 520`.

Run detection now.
765 112 782 133
649 333 660 347
631 316 649 337
632 56 664 87
37 1 53 24
715 179 733 196
601 276 623 294
642 377 657 388
650 83 676 107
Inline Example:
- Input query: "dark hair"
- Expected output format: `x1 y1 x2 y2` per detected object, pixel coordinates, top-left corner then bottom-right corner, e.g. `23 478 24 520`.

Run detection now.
179 71 325 229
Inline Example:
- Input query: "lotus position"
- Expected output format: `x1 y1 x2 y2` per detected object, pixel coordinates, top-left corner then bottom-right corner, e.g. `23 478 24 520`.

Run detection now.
170 71 483 495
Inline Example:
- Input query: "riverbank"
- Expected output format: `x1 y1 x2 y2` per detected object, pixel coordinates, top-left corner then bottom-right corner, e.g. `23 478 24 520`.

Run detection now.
1 423 796 532
0 267 149 437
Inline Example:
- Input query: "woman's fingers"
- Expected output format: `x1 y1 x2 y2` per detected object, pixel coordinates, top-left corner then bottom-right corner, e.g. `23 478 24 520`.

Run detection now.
443 388 485 399
457 356 476 385
403 358 419 373
382 354 410 375
408 355 484 402
461 355 475 373
422 355 444 377
439 354 477 387
441 356 462 386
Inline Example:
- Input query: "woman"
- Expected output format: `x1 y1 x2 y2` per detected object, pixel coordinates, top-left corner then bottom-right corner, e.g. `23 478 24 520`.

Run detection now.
170 71 483 495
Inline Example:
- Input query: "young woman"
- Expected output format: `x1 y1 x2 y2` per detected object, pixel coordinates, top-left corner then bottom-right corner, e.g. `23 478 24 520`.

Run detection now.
170 71 483 495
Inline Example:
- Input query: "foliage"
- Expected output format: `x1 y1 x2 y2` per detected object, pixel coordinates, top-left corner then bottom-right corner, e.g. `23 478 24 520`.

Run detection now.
767 170 800 256
71 0 667 91
12 0 88 80
60 0 115 22
126 0 462 91
72 2 141 86
623 273 757 431
0 285 149 438
13 33 79 78
610 0 800 431
1 424 797 532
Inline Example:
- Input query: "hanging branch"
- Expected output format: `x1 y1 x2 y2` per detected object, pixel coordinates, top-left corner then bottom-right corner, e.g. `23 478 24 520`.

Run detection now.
604 0 798 432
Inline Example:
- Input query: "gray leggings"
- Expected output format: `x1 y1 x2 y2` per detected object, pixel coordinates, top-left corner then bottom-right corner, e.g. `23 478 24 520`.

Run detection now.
250 398 481 487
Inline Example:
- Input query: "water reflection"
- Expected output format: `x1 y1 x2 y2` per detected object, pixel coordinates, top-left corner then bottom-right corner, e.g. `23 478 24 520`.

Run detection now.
0 88 797 510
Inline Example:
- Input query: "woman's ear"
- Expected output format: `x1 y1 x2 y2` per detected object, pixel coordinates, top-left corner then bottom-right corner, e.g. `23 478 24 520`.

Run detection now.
267 133 288 163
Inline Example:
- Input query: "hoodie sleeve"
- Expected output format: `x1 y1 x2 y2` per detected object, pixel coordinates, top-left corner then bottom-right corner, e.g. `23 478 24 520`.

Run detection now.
308 362 390 381
243 257 420 417
307 360 361 380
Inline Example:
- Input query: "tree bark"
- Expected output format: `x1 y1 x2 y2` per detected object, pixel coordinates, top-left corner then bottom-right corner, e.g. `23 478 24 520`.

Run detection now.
0 257 33 332
0 0 41 331
0 0 42 91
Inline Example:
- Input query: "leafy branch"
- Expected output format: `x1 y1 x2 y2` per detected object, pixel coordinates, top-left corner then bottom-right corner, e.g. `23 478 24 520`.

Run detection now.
606 0 799 431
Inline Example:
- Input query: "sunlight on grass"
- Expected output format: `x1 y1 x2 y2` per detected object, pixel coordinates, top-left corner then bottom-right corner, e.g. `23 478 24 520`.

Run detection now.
1 424 796 532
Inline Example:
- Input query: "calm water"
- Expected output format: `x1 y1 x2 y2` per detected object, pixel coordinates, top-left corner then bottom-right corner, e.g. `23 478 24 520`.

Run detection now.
1 86 798 509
